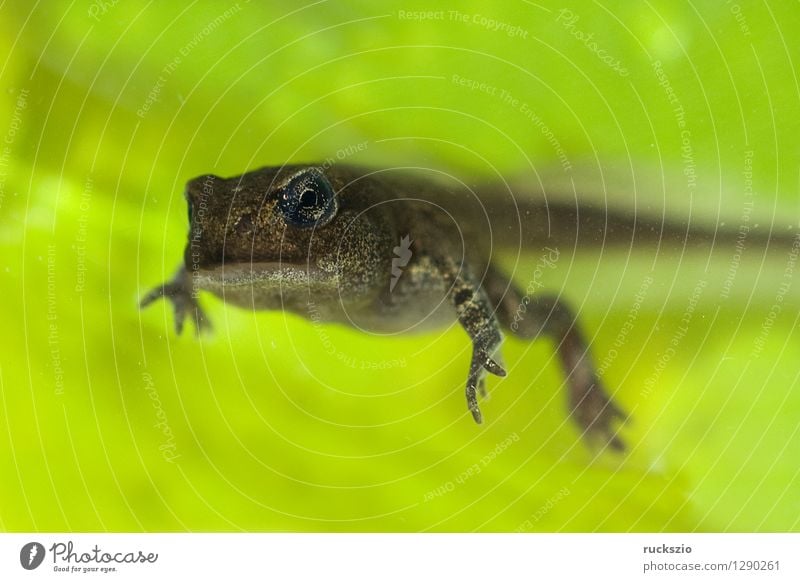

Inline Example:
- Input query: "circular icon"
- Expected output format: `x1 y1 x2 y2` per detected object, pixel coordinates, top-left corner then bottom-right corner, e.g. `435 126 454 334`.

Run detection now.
19 542 45 570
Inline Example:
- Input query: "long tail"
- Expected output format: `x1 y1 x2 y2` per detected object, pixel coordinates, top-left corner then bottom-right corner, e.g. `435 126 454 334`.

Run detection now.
494 196 799 252
468 162 800 254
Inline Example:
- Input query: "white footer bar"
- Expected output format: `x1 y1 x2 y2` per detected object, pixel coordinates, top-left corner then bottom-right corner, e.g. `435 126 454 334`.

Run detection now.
1 533 797 581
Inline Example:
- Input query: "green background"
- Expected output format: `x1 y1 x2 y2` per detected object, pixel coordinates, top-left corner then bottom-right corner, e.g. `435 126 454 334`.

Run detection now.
1 1 799 531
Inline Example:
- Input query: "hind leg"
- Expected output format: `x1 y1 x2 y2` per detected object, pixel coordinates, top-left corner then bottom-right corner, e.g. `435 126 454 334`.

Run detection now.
484 265 626 451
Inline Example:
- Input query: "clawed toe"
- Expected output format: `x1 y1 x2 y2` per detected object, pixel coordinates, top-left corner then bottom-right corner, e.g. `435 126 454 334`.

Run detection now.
189 304 212 336
139 285 167 309
476 376 488 399
466 347 505 424
571 383 628 452
140 270 211 336
483 357 506 377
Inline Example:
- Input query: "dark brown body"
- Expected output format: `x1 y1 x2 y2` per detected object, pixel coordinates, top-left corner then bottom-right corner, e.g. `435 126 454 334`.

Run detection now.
142 163 800 451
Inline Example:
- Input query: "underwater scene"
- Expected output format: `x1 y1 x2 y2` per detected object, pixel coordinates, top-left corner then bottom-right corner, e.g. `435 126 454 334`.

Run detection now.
1 1 799 532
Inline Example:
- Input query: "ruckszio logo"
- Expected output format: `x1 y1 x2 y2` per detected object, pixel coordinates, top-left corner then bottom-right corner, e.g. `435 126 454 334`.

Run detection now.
19 542 45 570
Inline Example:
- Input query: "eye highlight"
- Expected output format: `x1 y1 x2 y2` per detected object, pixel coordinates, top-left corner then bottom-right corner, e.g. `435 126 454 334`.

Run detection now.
277 167 338 228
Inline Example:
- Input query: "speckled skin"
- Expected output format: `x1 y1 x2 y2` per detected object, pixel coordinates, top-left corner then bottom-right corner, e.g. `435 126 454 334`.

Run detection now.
146 163 733 450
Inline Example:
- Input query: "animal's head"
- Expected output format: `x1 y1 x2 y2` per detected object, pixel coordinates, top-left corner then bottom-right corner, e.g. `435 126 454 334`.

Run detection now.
183 164 394 300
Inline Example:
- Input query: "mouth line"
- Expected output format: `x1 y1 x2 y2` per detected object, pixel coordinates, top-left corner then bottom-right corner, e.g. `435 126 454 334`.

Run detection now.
193 261 338 288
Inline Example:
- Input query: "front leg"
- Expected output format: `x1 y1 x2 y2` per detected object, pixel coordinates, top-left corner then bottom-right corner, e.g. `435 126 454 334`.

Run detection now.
441 259 507 423
140 265 211 335
484 264 627 451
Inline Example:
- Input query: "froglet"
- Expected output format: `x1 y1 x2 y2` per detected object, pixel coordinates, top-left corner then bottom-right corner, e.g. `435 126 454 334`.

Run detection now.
141 164 790 450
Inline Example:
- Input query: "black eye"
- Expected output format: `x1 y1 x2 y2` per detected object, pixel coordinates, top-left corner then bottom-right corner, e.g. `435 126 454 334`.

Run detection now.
277 168 337 228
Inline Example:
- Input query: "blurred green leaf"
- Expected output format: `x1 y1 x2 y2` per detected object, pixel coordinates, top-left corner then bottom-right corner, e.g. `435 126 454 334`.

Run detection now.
1 1 799 532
